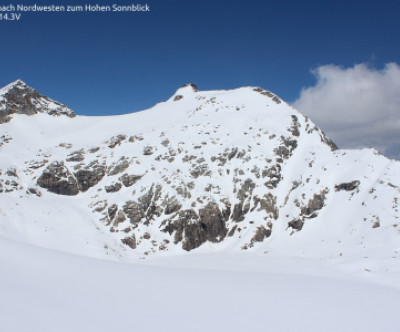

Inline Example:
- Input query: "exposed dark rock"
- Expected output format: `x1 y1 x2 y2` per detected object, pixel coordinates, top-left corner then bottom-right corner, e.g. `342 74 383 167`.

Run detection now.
289 115 300 137
123 184 163 224
262 164 281 189
211 147 240 166
114 211 127 226
288 218 304 230
319 130 338 151
259 194 279 219
108 135 126 148
128 135 143 143
163 209 199 244
251 165 261 178
161 139 170 147
253 87 281 104
0 134 12 147
190 163 210 178
251 225 272 243
66 149 85 162
163 202 228 251
88 147 100 153
0 80 75 124
37 161 79 196
105 182 122 193
272 96 281 104
372 221 380 228
6 168 18 177
227 225 238 237
143 146 154 155
108 204 118 221
232 203 245 222
274 145 290 159
237 178 255 200
121 235 137 249
123 200 145 224
91 200 107 213
27 187 41 197
335 180 360 192
163 196 182 215
119 173 143 187
228 147 238 160
107 157 130 176
182 155 197 163
74 160 106 192
231 178 256 221
301 189 329 218
184 203 227 251
274 136 298 160
175 182 193 199
182 83 198 92
221 201 231 221
59 142 73 149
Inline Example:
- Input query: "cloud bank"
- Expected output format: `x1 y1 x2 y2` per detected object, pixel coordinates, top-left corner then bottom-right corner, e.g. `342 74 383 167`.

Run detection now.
293 63 400 159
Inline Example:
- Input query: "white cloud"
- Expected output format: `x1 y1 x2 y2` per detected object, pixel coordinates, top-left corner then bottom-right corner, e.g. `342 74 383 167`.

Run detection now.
293 63 400 159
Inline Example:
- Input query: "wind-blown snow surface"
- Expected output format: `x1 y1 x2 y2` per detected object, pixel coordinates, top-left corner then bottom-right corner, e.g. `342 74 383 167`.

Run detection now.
1 81 400 330
1 236 400 332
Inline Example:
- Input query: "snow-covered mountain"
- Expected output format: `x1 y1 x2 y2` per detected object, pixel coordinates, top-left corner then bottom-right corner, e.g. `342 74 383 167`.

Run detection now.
1 79 399 269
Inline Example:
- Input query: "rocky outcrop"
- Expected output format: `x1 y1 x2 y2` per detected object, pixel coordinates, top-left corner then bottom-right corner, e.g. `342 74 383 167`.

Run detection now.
119 173 143 187
123 185 163 225
74 160 106 192
253 87 281 104
37 161 79 195
3 80 392 255
335 180 360 192
232 178 255 222
0 80 75 124
121 235 137 249
301 189 329 218
243 225 273 249
319 130 338 151
163 196 182 215
288 189 329 231
66 149 85 162
259 194 279 220
108 135 126 148
105 182 122 193
262 164 282 189
288 218 304 230
274 136 298 161
107 157 130 176
163 202 227 251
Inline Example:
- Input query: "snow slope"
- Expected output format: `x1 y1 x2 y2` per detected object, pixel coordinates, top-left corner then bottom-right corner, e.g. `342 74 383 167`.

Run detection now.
1 236 400 332
0 80 399 290
0 81 400 332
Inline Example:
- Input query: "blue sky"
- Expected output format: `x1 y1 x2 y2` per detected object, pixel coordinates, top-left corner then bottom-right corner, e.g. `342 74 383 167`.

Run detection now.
1 0 400 157
1 0 399 115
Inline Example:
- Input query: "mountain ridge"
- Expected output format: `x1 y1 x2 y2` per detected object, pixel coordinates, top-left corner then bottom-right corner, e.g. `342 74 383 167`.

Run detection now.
0 80 399 275
0 79 75 124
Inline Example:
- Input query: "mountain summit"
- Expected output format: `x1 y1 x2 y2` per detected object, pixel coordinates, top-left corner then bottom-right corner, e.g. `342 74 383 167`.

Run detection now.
0 80 75 123
0 80 399 265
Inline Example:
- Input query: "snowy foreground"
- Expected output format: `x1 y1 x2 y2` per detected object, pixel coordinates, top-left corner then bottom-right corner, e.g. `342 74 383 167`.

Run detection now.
1 236 399 332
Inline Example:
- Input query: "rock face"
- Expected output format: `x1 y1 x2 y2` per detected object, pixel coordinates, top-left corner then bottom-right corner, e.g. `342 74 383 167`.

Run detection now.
75 161 106 192
37 161 79 195
0 80 75 123
163 202 227 251
335 181 360 192
1 80 399 257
